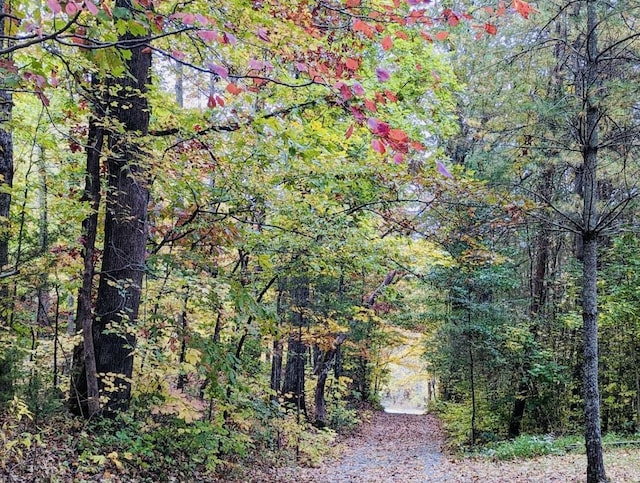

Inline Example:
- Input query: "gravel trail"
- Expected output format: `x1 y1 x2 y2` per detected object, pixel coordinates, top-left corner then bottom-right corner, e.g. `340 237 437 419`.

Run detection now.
278 411 453 482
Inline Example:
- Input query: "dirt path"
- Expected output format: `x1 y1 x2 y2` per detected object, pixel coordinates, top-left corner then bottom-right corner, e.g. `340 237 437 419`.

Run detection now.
270 411 640 483
277 411 453 482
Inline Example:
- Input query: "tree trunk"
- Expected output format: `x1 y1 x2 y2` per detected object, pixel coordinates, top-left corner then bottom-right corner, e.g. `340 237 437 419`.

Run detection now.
69 84 104 418
283 331 306 414
282 281 309 415
176 293 189 391
581 1 606 480
0 0 14 320
91 3 152 416
313 354 331 428
271 338 283 394
582 233 606 482
270 283 284 397
313 334 346 428
510 169 553 438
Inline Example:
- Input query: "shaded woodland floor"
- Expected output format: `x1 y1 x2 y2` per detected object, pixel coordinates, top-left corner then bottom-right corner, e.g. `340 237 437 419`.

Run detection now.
266 412 640 483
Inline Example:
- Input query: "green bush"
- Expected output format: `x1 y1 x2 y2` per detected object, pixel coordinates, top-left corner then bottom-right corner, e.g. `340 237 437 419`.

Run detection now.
482 434 565 460
0 346 21 407
78 413 252 481
434 400 502 449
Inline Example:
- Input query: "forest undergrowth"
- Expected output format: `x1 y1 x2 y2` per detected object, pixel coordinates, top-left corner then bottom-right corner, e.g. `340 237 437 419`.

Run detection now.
3 405 640 482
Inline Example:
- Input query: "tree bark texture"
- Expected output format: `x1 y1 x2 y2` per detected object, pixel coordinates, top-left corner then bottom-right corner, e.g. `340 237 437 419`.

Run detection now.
582 234 606 482
0 0 14 321
581 1 607 480
69 95 104 417
90 3 152 416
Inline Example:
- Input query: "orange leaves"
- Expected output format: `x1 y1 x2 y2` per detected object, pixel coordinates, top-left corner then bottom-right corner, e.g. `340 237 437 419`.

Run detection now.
435 31 449 41
446 12 460 27
484 23 497 35
226 83 243 95
388 129 408 142
381 35 393 51
384 90 398 102
364 99 377 112
353 19 375 38
513 0 535 19
345 58 360 70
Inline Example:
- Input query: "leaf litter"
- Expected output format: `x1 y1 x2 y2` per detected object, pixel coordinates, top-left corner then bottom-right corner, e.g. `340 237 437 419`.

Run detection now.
273 411 640 482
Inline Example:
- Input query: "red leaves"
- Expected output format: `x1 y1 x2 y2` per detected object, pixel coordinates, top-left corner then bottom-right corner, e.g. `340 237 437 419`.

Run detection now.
364 99 377 112
345 124 354 139
197 30 217 42
381 35 393 51
435 31 449 41
351 82 365 96
384 90 398 102
207 93 225 109
226 83 243 95
388 129 408 142
366 117 415 159
445 10 460 27
371 139 386 154
484 23 497 35
345 58 360 70
367 118 390 136
335 81 353 101
353 19 375 38
513 0 535 19
345 0 361 7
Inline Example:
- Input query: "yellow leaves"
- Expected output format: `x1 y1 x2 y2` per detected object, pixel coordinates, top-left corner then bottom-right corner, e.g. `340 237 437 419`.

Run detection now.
301 315 349 350
504 326 529 353
89 454 107 465
107 452 124 471
0 399 42 471
150 387 207 423
7 395 33 422
184 348 202 365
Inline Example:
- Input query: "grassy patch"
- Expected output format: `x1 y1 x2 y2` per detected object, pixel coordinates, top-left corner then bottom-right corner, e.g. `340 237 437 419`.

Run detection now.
477 432 640 461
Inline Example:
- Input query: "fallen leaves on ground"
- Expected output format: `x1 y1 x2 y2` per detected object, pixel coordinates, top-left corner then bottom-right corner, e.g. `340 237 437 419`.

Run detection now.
273 412 640 482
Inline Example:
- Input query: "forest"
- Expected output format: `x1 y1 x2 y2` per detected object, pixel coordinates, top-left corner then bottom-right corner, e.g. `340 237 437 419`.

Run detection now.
0 0 638 482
